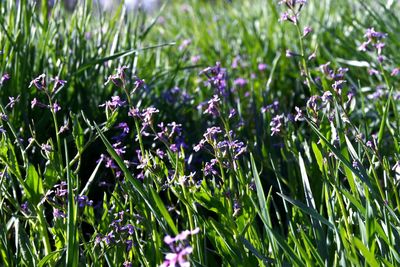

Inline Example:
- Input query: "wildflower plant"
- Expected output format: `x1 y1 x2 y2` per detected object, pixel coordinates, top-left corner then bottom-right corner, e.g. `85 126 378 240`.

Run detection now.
0 0 400 266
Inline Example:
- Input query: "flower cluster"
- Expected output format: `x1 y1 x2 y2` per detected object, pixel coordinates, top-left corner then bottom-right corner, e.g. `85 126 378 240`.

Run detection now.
194 126 246 175
359 28 387 54
95 209 138 253
199 62 228 96
161 228 200 267
278 0 307 25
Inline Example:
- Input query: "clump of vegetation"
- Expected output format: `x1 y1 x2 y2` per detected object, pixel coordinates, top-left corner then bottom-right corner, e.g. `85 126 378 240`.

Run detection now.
0 0 399 266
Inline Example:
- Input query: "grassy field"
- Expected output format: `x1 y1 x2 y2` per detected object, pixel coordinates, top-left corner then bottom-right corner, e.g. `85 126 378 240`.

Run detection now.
0 0 400 266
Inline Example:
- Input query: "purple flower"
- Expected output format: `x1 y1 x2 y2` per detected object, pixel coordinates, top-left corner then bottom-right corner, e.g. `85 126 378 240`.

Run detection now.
52 102 61 113
303 26 312 37
179 39 191 51
203 126 222 141
141 107 159 130
105 66 128 87
391 68 400 76
375 42 385 55
170 144 178 153
76 195 93 208
54 181 68 197
233 78 248 87
41 143 52 152
53 208 66 219
29 74 46 90
352 161 359 169
132 77 145 93
128 107 141 118
161 228 200 267
279 12 290 22
191 55 201 64
322 91 333 102
231 56 240 69
164 228 200 245
364 28 387 40
0 73 10 85
228 109 236 119
286 49 295 58
368 68 380 76
103 231 115 245
112 142 126 156
156 148 165 159
193 139 206 152
294 106 304 121
51 76 67 93
258 63 267 71
204 95 220 117
270 114 284 136
332 80 346 95
204 159 218 176
111 96 126 108
6 96 20 109
21 201 29 213
116 122 130 134
200 62 227 96
100 95 126 109
161 247 193 267
167 122 182 137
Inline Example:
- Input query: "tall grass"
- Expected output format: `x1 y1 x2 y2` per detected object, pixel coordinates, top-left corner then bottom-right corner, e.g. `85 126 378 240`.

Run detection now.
0 0 399 266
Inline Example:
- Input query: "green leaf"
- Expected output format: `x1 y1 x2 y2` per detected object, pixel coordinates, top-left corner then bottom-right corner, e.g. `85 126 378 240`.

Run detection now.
38 250 63 267
311 141 325 173
72 114 84 153
149 187 178 234
353 237 379 267
278 193 335 231
65 141 79 267
25 164 43 205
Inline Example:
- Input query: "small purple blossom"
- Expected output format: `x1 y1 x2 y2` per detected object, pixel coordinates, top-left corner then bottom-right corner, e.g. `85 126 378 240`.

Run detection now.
100 95 126 110
164 228 200 245
368 68 380 76
204 95 220 117
52 102 61 113
6 96 20 109
204 159 218 176
128 107 141 117
191 55 201 64
51 76 67 93
258 63 267 71
54 181 68 198
29 74 46 90
332 80 346 95
0 73 10 85
286 49 295 58
41 143 52 152
303 26 312 37
116 122 130 134
53 208 66 219
200 62 227 96
179 39 191 51
294 106 304 121
76 195 93 208
270 114 284 136
105 66 128 87
391 68 400 76
233 78 248 87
